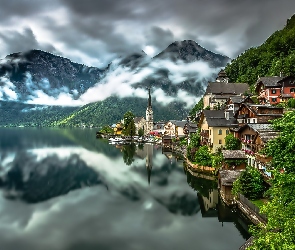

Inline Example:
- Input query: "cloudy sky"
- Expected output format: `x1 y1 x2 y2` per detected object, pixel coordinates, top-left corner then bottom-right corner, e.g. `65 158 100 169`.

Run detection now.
0 0 295 68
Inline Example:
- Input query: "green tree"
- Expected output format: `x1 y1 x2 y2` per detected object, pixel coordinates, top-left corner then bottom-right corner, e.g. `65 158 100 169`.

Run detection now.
100 125 113 134
189 98 203 117
194 146 212 167
138 127 144 137
232 166 264 200
249 111 295 249
187 130 201 162
225 134 241 150
122 111 135 136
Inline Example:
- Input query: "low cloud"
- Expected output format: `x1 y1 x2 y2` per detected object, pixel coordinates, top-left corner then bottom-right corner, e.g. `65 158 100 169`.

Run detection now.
21 58 218 108
0 75 18 101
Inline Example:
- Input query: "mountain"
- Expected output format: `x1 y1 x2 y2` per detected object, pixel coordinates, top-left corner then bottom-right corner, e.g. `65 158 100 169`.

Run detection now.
0 40 230 127
154 40 230 66
0 49 105 102
225 14 295 86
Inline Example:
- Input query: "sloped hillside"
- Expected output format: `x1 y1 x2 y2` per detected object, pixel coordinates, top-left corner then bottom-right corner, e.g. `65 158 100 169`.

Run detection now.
225 14 295 87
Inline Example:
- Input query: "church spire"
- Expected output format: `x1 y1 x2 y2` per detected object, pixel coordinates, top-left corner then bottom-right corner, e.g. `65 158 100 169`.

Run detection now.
148 88 152 108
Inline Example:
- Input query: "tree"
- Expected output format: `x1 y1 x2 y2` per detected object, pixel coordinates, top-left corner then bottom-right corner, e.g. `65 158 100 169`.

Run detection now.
189 98 203 116
232 166 265 200
225 134 241 150
138 127 144 137
249 111 295 249
194 146 212 167
122 111 135 136
187 130 201 162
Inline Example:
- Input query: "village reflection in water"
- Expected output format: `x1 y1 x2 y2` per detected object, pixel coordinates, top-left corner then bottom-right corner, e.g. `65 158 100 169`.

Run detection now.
114 142 252 238
0 128 251 250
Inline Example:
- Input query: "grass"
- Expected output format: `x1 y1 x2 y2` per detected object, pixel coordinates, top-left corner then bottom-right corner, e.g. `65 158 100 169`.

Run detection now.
251 199 268 208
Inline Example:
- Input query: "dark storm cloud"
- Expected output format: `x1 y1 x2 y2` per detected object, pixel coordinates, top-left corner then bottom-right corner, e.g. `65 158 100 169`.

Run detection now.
0 0 295 66
145 26 174 54
0 28 57 55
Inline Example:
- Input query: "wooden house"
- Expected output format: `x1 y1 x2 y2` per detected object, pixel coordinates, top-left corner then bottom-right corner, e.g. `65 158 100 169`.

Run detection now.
221 150 247 170
218 169 244 205
234 103 283 126
255 75 295 104
203 70 249 109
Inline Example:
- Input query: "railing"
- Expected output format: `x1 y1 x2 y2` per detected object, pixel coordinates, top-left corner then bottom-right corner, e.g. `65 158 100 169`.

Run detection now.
238 194 268 223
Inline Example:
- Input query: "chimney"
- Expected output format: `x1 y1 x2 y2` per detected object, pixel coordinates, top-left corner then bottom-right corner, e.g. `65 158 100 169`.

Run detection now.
225 111 229 120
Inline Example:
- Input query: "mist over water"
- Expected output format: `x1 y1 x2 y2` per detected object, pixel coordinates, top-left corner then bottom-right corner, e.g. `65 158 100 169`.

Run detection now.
0 128 251 250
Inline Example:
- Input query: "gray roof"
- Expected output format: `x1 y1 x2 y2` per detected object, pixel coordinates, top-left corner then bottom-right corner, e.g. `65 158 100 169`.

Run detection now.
239 236 254 250
134 116 145 123
205 82 249 95
206 117 238 127
169 120 187 127
256 76 284 87
222 150 247 159
203 110 226 118
219 170 244 186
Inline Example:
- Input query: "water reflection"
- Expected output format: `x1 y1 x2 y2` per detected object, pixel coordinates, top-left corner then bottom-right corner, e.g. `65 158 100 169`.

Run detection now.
0 128 251 250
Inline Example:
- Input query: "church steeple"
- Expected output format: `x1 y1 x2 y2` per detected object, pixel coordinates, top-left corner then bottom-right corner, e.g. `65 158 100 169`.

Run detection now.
145 88 154 135
148 88 152 108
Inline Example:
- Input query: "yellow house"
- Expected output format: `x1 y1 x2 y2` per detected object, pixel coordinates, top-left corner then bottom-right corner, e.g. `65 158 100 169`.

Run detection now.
198 110 237 153
113 123 123 135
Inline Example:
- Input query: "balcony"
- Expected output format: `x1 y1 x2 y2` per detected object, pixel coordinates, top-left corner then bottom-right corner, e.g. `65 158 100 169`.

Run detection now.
200 130 209 138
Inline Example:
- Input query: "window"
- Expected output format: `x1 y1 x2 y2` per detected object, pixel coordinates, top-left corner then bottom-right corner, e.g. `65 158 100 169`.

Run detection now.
218 139 222 144
272 89 276 94
272 97 277 102
226 129 229 135
218 129 222 135
290 88 295 93
209 130 211 135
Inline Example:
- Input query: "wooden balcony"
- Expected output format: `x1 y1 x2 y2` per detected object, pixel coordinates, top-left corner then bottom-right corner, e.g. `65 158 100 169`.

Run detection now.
200 131 209 138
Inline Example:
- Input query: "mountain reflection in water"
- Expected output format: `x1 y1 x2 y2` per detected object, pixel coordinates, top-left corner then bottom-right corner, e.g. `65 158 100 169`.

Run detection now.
0 128 251 250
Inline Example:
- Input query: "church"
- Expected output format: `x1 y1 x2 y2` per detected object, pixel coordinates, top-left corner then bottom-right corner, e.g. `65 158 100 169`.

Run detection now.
134 88 154 135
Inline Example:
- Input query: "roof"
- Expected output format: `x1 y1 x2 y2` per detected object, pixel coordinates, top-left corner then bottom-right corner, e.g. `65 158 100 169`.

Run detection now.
256 76 284 87
205 82 249 95
239 236 254 250
219 170 244 186
134 117 145 123
206 117 238 127
222 150 247 159
203 110 226 118
235 103 284 118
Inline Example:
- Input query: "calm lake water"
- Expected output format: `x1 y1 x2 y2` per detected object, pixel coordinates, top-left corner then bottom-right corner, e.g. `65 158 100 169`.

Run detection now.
0 128 251 250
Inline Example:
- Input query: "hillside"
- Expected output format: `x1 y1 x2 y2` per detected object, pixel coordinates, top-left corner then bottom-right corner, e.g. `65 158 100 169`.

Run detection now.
225 14 295 88
54 96 188 128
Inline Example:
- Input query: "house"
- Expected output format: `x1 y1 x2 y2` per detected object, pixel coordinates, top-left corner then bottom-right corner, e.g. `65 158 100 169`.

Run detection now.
163 121 176 137
163 120 187 138
234 123 279 178
255 75 295 104
203 70 250 109
234 103 283 126
153 122 165 135
226 95 254 113
134 117 146 135
112 123 123 135
218 169 244 205
221 150 247 170
198 110 237 153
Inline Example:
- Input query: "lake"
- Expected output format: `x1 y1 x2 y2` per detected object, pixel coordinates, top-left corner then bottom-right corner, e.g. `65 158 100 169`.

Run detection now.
0 128 251 250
